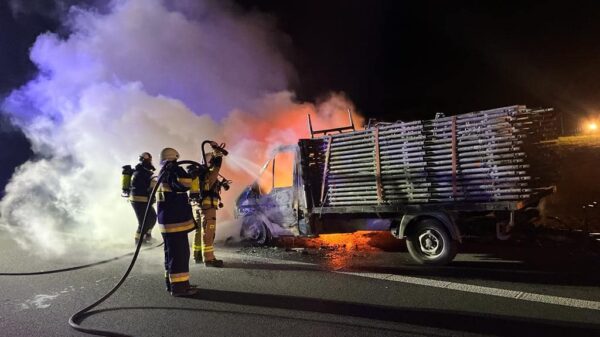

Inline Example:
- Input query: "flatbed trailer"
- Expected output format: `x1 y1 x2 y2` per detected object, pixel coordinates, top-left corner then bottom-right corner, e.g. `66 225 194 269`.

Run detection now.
236 105 558 265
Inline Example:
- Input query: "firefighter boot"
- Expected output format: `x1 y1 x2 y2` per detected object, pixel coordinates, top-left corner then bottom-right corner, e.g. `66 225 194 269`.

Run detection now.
170 282 199 297
144 232 155 245
204 259 224 268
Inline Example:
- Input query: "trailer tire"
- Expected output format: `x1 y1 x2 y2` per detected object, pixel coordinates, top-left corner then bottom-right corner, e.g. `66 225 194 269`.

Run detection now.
406 218 458 265
240 219 271 246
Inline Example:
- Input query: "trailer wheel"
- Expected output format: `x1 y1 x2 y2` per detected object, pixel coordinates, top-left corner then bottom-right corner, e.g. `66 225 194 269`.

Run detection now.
240 219 271 246
406 218 458 265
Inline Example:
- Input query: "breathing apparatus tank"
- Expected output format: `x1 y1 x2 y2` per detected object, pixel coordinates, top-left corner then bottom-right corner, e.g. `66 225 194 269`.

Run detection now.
121 165 134 197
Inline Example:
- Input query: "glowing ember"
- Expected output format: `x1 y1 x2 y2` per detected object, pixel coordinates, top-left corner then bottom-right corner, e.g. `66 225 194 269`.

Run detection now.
275 231 404 270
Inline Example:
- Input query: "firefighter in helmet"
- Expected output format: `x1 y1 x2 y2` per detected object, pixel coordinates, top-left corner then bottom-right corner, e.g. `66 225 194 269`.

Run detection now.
129 152 157 245
157 147 198 297
189 142 226 267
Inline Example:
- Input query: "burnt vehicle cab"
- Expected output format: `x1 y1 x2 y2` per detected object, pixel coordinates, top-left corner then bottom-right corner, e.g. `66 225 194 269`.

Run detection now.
236 145 309 245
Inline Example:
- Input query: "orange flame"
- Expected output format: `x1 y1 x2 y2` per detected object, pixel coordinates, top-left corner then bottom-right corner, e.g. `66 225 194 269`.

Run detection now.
216 92 363 221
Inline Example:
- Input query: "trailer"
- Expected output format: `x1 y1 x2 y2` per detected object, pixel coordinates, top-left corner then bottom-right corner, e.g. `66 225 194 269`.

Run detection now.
235 105 559 265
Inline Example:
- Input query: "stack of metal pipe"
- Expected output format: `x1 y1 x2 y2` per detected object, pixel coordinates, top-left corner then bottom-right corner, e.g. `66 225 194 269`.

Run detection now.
318 105 558 207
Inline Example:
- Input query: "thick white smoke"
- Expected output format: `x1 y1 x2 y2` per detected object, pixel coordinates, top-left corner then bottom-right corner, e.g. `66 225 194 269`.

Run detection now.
0 0 359 256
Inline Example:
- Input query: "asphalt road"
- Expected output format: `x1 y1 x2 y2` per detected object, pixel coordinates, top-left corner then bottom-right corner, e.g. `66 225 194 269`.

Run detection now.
1 230 599 337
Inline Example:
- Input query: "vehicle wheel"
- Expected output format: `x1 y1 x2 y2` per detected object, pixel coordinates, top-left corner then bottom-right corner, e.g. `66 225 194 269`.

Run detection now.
406 218 458 265
240 219 271 246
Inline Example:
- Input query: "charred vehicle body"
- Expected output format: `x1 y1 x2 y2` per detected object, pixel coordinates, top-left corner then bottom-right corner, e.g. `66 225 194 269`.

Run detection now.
236 106 559 265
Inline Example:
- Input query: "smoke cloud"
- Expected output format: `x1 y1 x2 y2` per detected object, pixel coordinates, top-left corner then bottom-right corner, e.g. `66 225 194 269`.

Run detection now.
0 0 360 256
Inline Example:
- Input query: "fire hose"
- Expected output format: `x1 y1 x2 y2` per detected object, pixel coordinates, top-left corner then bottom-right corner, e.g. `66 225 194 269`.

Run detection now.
68 159 202 336
201 140 228 164
0 243 162 276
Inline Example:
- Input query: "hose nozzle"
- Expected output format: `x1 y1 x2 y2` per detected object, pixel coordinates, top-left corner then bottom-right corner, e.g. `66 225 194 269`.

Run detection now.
210 142 229 156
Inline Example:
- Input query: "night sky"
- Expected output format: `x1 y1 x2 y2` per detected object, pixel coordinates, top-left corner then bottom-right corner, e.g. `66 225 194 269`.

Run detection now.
1 0 600 193
242 0 600 127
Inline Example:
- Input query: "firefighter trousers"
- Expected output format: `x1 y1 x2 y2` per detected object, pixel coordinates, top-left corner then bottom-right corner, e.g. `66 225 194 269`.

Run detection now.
162 231 192 288
131 201 156 240
193 206 218 261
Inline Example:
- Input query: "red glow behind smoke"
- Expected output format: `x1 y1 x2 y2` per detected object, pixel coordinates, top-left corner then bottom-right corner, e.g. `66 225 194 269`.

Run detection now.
214 93 364 221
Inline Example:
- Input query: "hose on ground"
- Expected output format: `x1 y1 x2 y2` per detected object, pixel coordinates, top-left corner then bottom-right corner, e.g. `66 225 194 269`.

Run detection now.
68 160 201 336
0 242 162 276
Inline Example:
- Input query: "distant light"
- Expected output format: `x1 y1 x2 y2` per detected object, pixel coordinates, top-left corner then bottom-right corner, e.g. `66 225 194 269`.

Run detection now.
582 119 599 133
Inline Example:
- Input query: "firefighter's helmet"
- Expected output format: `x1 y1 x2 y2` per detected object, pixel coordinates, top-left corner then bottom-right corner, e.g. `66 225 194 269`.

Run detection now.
139 152 152 163
160 147 179 164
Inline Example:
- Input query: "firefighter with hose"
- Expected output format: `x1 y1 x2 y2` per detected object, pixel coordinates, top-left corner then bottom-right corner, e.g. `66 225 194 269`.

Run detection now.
157 147 198 297
189 141 229 267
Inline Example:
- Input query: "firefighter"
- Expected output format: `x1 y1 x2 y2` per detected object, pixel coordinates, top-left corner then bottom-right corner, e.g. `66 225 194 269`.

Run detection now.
190 142 226 267
157 147 198 297
129 152 157 245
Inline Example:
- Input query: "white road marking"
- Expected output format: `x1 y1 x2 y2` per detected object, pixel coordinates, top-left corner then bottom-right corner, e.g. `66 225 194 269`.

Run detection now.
340 271 600 311
18 293 60 310
224 249 600 311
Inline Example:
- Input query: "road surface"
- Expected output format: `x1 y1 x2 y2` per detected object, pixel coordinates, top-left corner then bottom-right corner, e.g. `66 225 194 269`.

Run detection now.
1 230 599 337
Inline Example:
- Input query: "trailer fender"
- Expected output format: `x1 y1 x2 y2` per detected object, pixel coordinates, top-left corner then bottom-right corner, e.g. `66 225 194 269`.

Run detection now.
394 212 461 243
